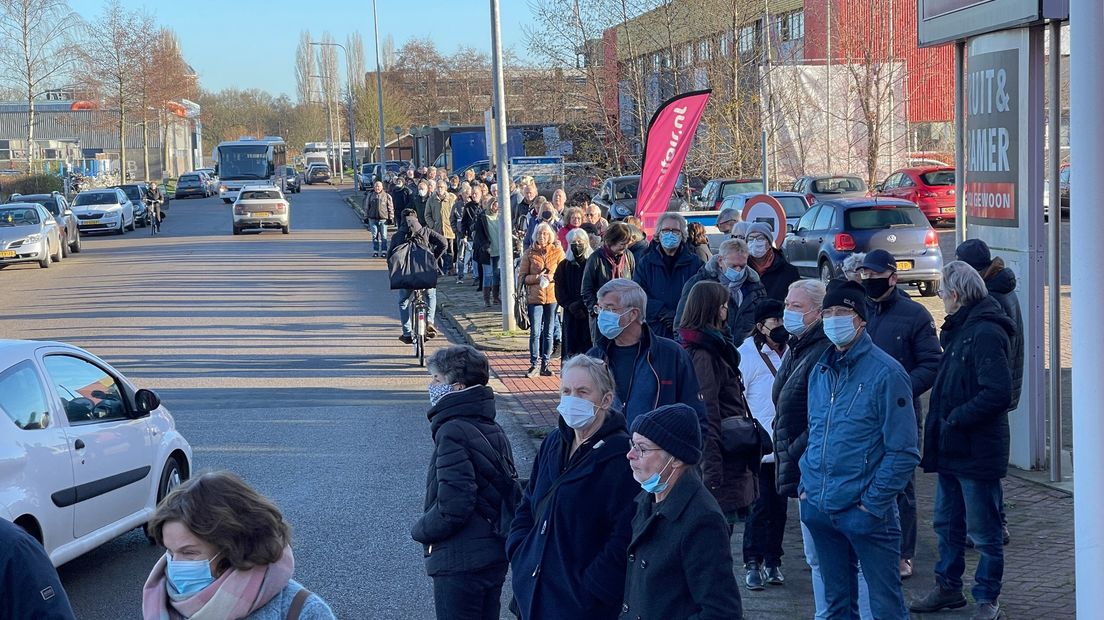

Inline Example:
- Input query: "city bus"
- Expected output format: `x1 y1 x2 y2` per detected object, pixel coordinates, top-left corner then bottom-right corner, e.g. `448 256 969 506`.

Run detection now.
212 137 287 203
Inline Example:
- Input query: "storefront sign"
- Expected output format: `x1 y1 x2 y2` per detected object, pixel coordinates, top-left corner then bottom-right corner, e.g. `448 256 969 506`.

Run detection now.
965 48 1019 225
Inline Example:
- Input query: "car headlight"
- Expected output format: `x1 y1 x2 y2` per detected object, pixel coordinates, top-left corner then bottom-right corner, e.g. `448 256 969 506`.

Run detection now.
219 185 227 192
24 233 42 243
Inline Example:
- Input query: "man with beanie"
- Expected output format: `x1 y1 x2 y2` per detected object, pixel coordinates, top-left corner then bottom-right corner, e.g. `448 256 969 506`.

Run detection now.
622 404 743 619
746 221 800 302
859 248 942 579
799 280 920 620
674 237 766 346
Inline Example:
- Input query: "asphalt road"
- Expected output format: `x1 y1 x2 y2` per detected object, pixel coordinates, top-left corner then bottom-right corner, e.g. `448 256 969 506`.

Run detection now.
0 184 530 619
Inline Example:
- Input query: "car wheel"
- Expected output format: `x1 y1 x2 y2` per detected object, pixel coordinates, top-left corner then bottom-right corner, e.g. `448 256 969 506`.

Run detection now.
918 280 938 297
60 233 70 258
222 198 231 204
819 261 833 283
146 456 185 542
116 218 125 235
71 230 81 253
282 225 290 235
232 226 241 236
39 243 51 268
51 237 63 262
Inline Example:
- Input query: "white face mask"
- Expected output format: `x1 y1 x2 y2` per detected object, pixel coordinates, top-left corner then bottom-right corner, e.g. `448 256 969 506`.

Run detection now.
557 394 597 429
418 189 428 197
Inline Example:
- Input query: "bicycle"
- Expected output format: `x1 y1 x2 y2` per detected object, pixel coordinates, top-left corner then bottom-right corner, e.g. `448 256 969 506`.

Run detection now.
148 198 162 236
409 289 429 366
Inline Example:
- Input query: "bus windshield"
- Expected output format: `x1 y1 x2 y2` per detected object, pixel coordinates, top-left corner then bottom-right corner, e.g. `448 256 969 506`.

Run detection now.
218 145 270 180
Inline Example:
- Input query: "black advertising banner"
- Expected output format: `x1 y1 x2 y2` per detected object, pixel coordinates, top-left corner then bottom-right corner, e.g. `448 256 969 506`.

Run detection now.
966 48 1020 226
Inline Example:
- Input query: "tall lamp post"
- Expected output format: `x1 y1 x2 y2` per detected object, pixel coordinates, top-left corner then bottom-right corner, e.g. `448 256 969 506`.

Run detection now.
371 0 387 166
312 41 356 179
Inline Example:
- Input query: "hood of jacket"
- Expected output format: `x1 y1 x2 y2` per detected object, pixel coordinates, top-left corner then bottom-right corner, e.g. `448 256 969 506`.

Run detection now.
427 384 496 435
985 266 1017 296
941 294 1016 344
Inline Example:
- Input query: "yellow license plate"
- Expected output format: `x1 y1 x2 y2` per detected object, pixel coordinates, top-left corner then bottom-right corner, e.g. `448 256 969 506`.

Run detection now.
82 220 101 225
252 212 271 218
896 261 913 271
0 250 15 258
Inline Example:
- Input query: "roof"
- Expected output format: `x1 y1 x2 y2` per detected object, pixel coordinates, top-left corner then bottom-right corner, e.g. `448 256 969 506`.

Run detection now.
899 166 955 174
814 197 919 209
0 202 43 209
799 174 866 180
732 191 805 198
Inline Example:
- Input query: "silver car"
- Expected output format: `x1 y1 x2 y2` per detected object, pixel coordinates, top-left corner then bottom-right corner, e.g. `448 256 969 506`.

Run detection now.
790 175 869 205
0 203 63 269
71 188 136 235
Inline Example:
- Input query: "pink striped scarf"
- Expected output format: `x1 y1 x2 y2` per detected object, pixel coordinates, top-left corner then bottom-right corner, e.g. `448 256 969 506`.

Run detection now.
142 546 295 620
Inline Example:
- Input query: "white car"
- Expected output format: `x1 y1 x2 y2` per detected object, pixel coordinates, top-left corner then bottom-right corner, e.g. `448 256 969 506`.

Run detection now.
0 340 192 566
71 188 136 235
232 184 290 235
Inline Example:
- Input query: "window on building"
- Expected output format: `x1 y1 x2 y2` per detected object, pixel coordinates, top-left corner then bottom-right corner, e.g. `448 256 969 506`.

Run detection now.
681 43 693 67
720 31 732 57
738 22 760 55
779 11 805 42
699 39 712 63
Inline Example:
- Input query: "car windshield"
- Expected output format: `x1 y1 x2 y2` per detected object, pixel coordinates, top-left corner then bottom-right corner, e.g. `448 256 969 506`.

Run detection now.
217 144 269 180
22 198 60 216
722 181 764 196
74 192 117 206
845 206 928 230
777 196 810 217
813 177 866 193
117 186 142 201
0 207 41 226
920 170 955 186
613 180 638 199
240 190 281 200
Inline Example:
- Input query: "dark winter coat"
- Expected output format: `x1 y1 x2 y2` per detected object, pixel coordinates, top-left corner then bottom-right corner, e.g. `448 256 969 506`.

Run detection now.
620 473 743 620
506 411 638 620
921 296 1015 480
390 184 413 214
586 324 707 434
628 239 651 264
363 190 394 222
865 288 942 418
472 213 497 265
581 249 636 315
673 256 767 346
632 244 704 340
387 219 447 263
750 249 801 302
771 322 832 498
0 518 75 619
555 253 594 359
984 265 1024 410
411 385 513 576
679 328 760 513
411 192 430 225
460 200 484 240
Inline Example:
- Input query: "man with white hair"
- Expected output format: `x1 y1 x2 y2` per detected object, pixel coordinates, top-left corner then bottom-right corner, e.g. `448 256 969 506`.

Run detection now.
631 213 704 340
673 237 766 346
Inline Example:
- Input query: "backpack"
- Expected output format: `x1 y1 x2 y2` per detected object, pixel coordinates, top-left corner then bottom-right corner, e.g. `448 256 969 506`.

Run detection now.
466 423 524 539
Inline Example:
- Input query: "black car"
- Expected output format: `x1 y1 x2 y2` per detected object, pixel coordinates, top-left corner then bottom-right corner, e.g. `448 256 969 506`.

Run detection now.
281 166 301 193
112 184 151 227
305 164 332 185
175 173 211 198
9 191 82 255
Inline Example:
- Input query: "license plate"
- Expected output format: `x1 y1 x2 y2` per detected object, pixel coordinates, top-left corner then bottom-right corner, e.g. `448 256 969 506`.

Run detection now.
896 261 913 271
252 212 271 218
81 220 101 225
0 250 15 258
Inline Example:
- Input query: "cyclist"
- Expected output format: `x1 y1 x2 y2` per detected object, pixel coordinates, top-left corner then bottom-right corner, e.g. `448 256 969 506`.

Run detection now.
388 209 447 344
145 181 164 235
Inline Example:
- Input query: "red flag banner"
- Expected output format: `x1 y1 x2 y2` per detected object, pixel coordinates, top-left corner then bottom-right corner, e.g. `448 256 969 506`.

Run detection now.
636 89 711 233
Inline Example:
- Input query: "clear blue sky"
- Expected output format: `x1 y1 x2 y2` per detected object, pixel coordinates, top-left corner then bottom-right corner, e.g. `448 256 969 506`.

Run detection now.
68 0 535 99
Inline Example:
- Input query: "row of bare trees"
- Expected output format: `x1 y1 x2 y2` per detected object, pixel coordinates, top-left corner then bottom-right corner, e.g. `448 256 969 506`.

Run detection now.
0 0 196 177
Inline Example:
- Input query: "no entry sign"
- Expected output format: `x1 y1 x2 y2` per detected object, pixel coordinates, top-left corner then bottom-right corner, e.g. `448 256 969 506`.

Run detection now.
740 194 788 247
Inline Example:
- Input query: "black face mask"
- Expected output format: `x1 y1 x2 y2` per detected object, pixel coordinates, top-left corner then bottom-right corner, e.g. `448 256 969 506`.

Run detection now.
861 277 893 300
768 325 790 347
571 243 587 257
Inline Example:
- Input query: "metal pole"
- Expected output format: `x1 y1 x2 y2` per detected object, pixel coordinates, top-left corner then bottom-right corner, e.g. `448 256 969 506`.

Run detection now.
372 0 387 166
825 0 832 172
490 0 516 331
954 41 966 246
1047 20 1062 482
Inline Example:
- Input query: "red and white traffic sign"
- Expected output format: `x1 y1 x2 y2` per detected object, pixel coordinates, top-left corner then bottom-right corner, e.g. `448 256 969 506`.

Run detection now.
740 194 788 247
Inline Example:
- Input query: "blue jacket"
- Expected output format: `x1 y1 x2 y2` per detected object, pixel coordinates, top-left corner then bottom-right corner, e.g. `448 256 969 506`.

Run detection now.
0 518 76 619
586 324 707 434
506 412 638 620
673 256 767 346
632 243 704 340
865 288 942 416
799 333 920 519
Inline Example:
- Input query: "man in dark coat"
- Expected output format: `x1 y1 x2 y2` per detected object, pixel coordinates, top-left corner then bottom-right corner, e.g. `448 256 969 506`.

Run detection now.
859 248 942 578
673 238 767 346
746 222 801 302
390 176 413 214
0 519 76 619
389 209 447 343
632 213 704 340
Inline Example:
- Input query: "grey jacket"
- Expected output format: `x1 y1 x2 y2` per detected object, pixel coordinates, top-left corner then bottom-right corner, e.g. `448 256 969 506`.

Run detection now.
245 580 334 620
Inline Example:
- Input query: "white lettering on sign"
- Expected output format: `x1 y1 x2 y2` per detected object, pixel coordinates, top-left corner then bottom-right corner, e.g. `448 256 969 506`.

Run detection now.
659 106 688 176
966 65 1013 174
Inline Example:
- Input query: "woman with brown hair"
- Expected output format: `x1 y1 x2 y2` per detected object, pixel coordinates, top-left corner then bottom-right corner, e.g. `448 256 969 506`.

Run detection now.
580 221 636 343
143 472 335 620
519 222 566 376
677 281 760 535
687 221 713 263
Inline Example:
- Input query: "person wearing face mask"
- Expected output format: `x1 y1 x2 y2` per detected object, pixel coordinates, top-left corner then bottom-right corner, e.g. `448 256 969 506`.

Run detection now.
745 222 800 302
621 404 743 620
523 197 560 250
390 175 413 215
412 180 431 226
909 262 1013 620
461 185 487 289
555 228 595 360
859 249 942 581
473 198 505 307
414 345 515 620
737 299 791 591
631 213 704 340
673 237 766 347
426 184 458 275
677 281 761 536
800 280 919 620
506 355 638 620
581 222 636 344
143 472 335 620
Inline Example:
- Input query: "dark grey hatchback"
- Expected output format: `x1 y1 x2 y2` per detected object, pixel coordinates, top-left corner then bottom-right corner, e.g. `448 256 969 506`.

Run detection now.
780 198 943 296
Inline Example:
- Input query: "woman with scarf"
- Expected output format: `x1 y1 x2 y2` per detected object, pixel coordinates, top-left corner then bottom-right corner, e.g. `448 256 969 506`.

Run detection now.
745 222 800 302
143 472 335 620
520 223 566 377
580 222 636 343
554 228 595 360
677 281 760 532
557 206 585 249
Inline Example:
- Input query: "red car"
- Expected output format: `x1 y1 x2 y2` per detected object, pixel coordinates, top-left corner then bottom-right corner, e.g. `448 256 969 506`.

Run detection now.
874 167 957 224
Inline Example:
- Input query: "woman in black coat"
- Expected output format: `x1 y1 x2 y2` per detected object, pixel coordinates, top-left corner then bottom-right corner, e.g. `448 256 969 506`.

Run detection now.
622 404 742 620
506 355 638 620
580 222 635 343
554 228 594 361
411 345 515 620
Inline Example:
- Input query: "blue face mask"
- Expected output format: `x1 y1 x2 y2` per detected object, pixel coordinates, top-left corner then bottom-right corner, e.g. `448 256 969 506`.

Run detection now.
724 266 746 284
597 309 631 339
783 308 810 337
823 315 859 347
640 457 675 494
658 231 680 250
166 553 219 596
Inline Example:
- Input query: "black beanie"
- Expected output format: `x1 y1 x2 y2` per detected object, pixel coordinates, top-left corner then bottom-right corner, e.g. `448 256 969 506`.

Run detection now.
823 279 868 321
630 404 702 465
955 239 992 272
754 298 785 324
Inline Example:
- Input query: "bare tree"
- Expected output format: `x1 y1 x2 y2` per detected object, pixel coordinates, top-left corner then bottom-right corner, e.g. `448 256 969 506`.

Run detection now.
0 0 79 172
295 30 315 106
82 0 140 179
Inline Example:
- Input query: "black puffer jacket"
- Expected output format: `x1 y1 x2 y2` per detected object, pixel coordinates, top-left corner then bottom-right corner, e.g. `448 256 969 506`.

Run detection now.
921 296 1015 480
984 264 1024 411
411 385 513 576
771 322 832 498
751 249 801 302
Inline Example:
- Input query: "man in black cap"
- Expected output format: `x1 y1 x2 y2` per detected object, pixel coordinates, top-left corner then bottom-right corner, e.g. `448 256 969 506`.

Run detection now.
799 280 920 620
858 248 942 578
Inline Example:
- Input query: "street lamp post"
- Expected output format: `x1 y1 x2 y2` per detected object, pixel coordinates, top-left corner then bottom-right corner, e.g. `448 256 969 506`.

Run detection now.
371 0 387 166
312 41 356 180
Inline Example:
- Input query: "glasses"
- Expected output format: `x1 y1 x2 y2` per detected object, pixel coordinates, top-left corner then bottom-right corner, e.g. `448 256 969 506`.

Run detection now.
747 234 769 242
629 440 659 457
937 288 951 298
658 228 681 235
822 308 857 318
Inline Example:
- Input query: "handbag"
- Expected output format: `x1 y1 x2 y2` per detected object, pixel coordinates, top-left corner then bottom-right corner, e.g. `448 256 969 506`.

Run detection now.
513 269 530 330
721 414 773 457
387 239 439 291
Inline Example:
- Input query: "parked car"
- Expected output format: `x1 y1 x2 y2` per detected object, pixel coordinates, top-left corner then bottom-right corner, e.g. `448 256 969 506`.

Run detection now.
232 184 290 235
0 203 63 268
281 165 301 194
591 175 687 221
174 173 211 199
563 162 603 204
781 197 943 296
873 166 957 225
196 167 218 190
112 184 150 227
692 177 766 211
790 175 869 205
71 189 135 235
305 164 332 185
9 192 81 256
0 339 192 566
357 161 404 190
